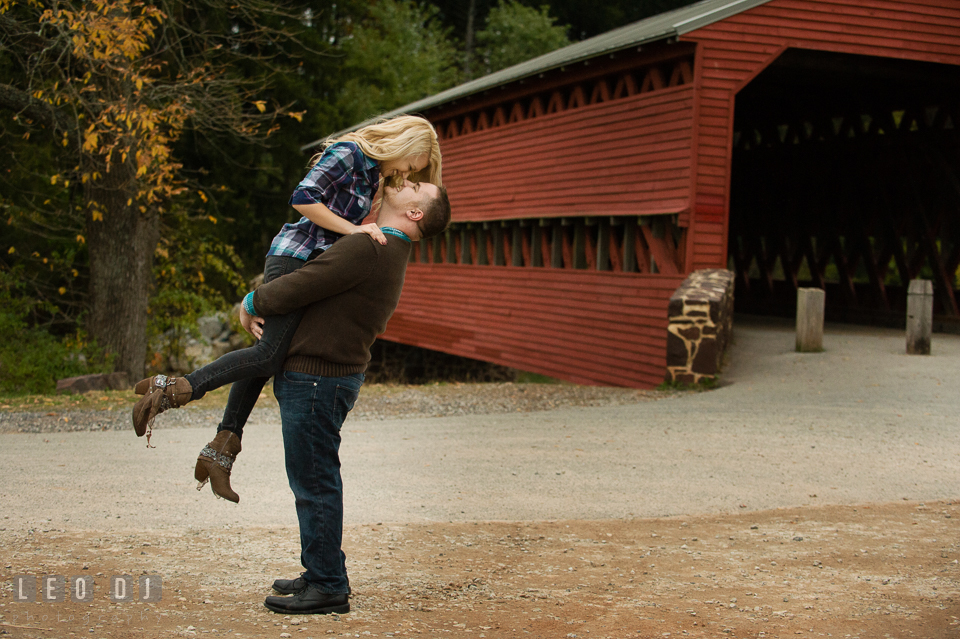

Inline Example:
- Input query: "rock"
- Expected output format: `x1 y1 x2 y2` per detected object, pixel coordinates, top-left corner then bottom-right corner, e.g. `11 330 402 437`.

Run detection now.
197 314 226 341
169 341 215 371
56 372 131 394
665 269 735 384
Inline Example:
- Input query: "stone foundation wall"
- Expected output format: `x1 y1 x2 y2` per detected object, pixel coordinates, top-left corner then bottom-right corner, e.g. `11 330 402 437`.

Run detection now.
665 269 735 384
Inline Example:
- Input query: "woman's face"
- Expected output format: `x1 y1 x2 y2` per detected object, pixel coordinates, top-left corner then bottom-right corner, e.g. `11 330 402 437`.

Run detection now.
380 154 429 188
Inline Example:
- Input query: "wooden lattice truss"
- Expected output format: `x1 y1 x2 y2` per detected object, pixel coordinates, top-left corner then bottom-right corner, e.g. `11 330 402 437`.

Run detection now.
730 102 960 317
411 215 685 276
434 46 695 141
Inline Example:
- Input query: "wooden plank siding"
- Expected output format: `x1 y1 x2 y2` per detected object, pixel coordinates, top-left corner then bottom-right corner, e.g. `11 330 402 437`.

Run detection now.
683 0 960 270
440 86 695 221
374 0 960 387
382 265 685 388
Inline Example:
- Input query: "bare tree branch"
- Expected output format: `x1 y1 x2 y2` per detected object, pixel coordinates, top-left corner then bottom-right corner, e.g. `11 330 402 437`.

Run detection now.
0 82 71 133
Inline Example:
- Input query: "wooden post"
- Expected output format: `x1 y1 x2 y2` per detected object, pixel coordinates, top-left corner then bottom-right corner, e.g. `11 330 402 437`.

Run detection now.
531 225 543 267
446 231 456 264
460 227 471 264
551 224 564 268
492 225 505 266
906 279 933 355
572 220 587 269
476 225 488 265
511 225 523 266
796 288 825 352
623 222 636 272
596 219 610 271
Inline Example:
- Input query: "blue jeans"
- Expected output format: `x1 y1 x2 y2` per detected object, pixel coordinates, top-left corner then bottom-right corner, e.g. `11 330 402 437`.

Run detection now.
184 255 309 439
274 370 363 594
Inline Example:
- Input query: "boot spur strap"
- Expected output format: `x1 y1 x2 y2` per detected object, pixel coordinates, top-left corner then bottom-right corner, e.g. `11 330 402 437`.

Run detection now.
151 375 187 408
200 445 235 470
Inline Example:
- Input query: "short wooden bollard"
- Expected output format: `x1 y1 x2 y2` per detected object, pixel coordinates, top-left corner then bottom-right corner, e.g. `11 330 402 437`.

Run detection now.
796 288 825 352
906 279 933 355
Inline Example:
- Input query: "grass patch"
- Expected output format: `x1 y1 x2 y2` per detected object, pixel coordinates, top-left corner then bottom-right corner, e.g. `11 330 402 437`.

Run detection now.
0 384 278 413
657 376 719 392
515 371 562 384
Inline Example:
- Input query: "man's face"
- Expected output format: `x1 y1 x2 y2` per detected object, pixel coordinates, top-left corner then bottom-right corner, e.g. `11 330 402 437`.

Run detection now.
382 178 439 215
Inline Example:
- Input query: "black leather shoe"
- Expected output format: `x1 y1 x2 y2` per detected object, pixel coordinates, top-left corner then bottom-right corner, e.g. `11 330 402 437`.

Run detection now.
273 576 350 596
272 576 305 595
264 583 350 615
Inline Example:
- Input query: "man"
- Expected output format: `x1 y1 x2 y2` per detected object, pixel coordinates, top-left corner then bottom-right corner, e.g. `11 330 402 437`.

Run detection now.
244 179 451 615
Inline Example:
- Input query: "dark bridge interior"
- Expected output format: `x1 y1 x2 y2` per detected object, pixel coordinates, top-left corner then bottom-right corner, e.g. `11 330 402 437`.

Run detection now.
729 48 960 329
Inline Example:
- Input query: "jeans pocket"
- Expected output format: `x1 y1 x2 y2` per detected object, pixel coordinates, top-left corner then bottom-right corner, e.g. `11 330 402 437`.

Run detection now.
277 370 320 414
333 374 363 425
281 370 319 385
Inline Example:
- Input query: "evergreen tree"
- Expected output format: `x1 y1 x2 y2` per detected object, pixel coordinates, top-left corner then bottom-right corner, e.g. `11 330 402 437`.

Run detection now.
473 0 570 75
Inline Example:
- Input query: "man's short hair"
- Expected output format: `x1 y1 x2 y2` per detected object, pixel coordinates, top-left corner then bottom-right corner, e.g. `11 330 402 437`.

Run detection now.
417 186 452 240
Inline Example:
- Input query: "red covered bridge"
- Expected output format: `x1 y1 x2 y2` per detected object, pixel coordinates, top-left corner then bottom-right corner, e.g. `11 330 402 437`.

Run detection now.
307 0 960 388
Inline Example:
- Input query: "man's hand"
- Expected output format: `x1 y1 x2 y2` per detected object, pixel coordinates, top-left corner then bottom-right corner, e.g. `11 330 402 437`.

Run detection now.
239 304 265 340
352 223 387 245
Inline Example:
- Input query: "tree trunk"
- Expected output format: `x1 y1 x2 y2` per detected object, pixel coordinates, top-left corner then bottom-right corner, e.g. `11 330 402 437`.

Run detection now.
85 159 159 381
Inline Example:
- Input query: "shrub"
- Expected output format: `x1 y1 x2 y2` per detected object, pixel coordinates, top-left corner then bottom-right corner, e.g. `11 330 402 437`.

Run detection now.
147 219 249 373
0 273 112 395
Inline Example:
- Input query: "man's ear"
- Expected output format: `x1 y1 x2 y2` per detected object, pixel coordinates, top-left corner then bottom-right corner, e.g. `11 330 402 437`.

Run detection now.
407 208 424 221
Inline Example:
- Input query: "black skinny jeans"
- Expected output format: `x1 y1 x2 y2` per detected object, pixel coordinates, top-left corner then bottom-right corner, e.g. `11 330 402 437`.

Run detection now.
184 254 309 439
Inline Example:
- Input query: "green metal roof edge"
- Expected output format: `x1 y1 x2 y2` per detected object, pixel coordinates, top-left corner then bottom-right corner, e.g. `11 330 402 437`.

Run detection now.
302 0 772 151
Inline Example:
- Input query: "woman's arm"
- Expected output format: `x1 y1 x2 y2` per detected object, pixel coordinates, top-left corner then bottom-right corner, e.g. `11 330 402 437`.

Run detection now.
294 203 386 245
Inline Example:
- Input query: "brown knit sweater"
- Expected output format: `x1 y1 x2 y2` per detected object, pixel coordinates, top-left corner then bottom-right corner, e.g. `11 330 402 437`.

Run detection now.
251 234 411 377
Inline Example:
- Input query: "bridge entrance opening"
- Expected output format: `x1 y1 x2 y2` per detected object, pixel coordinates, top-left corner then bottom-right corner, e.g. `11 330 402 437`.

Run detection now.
729 48 960 329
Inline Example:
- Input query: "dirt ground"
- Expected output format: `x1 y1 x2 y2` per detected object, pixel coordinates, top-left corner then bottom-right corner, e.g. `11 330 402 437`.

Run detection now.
2 500 958 639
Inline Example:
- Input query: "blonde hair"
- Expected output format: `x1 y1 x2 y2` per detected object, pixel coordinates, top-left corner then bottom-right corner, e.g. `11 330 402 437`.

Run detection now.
310 115 443 188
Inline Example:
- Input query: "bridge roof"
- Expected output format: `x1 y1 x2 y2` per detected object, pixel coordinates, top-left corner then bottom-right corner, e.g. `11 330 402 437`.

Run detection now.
302 0 771 150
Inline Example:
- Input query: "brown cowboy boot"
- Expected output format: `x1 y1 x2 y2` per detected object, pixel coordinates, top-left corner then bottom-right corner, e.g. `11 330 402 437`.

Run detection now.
131 375 193 440
134 377 155 395
195 430 242 503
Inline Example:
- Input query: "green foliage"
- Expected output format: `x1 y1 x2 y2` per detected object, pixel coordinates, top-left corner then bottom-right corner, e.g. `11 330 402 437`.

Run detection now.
474 0 570 74
657 376 718 392
515 371 561 384
527 0 700 40
147 211 249 371
0 271 112 395
335 0 461 125
427 0 701 52
153 212 248 312
0 106 89 326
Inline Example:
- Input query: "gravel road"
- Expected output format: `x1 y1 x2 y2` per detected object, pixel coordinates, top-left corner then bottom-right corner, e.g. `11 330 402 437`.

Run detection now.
0 383 675 434
1 318 957 530
1 319 958 639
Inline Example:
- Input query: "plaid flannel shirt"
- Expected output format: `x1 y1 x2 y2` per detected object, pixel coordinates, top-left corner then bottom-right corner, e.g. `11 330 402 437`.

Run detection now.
268 142 380 260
